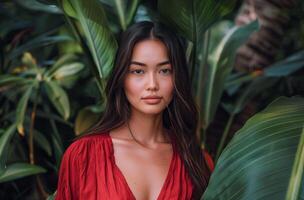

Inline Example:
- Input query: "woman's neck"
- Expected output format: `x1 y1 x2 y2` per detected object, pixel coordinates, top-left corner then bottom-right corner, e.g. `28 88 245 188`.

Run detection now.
127 110 170 145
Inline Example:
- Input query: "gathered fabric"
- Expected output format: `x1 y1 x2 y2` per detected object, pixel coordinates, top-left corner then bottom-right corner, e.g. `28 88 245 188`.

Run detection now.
55 132 193 200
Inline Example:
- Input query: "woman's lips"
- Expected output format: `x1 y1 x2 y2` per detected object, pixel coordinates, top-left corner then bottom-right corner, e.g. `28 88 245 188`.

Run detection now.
142 97 162 104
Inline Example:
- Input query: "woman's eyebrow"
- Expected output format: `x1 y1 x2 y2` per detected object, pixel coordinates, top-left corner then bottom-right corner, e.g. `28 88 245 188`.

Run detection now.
130 60 171 67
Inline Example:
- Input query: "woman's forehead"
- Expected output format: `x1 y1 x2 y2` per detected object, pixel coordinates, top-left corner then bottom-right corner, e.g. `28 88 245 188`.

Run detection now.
131 39 169 62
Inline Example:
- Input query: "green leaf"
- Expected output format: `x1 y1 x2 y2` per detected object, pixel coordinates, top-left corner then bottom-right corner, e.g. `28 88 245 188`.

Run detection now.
46 54 79 77
285 127 304 200
51 134 64 171
21 52 38 69
43 81 70 120
0 163 46 183
0 75 32 91
8 35 73 61
112 0 140 30
47 191 56 200
223 77 278 115
16 85 34 135
264 50 304 77
62 0 117 78
0 124 16 170
75 105 102 135
34 130 52 156
53 63 84 80
61 0 77 18
16 0 62 14
200 21 259 129
158 0 237 41
42 105 64 171
203 96 304 200
216 77 278 160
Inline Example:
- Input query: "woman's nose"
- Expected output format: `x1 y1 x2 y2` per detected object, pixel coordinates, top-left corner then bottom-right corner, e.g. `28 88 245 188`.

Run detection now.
146 72 159 91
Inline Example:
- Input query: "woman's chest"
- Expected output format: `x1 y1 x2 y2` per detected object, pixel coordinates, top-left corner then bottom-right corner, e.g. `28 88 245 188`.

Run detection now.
112 142 174 200
75 138 193 200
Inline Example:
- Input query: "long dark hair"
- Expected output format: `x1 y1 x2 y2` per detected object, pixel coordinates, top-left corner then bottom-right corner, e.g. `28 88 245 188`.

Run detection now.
86 21 210 199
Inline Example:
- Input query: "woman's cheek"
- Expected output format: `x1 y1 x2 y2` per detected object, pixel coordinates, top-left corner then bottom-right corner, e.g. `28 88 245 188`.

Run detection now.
124 79 142 100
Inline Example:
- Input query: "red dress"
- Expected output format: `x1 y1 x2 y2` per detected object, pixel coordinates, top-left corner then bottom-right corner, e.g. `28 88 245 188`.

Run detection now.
55 132 194 200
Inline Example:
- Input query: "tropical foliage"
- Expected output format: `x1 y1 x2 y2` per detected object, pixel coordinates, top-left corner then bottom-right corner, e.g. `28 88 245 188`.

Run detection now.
0 0 303 199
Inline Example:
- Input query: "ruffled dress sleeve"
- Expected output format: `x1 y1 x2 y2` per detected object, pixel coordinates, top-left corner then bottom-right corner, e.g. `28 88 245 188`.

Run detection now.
55 141 80 200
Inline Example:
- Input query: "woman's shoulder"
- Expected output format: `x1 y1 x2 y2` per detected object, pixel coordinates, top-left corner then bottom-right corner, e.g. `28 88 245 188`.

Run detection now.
63 132 111 159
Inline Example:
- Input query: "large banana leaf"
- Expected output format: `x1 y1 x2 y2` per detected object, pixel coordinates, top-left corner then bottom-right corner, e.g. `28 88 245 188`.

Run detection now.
200 21 259 130
62 0 117 79
103 0 140 30
216 77 278 159
203 96 304 200
158 0 237 42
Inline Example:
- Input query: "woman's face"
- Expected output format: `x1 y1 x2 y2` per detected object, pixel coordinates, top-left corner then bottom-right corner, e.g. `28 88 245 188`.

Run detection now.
124 39 174 116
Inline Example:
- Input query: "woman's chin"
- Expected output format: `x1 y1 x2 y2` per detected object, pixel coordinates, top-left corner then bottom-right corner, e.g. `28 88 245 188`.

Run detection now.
132 106 166 116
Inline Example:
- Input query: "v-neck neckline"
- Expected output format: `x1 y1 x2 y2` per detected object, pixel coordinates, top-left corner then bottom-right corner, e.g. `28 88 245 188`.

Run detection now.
106 131 175 200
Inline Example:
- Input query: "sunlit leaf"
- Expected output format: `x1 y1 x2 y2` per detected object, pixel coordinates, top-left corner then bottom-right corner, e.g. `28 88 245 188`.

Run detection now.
53 63 84 79
46 54 79 77
21 52 38 69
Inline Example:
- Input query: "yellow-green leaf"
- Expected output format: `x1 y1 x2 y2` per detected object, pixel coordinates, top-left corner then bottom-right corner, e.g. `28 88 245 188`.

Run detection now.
16 86 34 136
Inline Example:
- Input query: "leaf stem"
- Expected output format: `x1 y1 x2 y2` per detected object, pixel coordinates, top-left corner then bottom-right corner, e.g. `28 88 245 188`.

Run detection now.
29 87 38 165
126 0 139 25
285 126 304 200
215 113 235 161
28 83 49 198
197 30 210 142
114 0 126 30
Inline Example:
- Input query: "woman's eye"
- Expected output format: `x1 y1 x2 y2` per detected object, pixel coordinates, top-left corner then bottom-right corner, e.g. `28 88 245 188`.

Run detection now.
160 68 172 75
130 69 144 74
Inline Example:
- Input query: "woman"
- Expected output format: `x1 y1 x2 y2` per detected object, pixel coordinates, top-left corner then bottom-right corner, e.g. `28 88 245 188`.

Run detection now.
55 21 211 200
